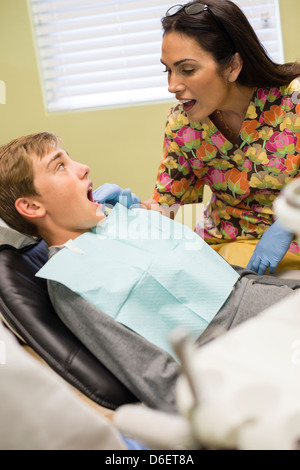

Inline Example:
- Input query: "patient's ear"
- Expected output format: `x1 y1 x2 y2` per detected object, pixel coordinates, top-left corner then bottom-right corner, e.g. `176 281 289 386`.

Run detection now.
15 197 46 220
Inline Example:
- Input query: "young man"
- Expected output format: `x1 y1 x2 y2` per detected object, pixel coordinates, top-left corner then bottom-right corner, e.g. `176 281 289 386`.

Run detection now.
0 132 299 413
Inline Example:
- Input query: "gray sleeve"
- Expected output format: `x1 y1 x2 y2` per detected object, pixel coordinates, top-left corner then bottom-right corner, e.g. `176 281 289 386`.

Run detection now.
47 279 180 413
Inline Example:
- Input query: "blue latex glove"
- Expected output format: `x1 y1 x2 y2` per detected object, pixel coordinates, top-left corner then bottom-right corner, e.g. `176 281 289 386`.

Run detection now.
121 435 148 450
93 183 140 209
246 220 294 275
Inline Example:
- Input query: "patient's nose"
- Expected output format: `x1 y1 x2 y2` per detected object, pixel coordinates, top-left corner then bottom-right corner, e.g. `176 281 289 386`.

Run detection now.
76 162 90 178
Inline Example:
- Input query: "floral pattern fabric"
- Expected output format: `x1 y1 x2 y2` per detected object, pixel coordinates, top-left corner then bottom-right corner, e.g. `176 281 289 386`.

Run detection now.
153 78 300 254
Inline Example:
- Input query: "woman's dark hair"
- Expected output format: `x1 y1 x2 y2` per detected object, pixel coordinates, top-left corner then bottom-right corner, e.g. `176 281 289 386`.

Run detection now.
162 0 300 88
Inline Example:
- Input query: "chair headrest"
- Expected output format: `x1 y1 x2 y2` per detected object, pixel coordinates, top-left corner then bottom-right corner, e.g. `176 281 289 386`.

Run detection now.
0 218 37 249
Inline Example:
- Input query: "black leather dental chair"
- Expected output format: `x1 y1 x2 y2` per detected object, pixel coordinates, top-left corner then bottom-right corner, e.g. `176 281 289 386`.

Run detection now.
0 240 138 410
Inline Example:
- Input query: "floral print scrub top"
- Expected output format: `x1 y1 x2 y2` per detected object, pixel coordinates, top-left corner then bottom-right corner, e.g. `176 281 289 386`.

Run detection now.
153 78 300 254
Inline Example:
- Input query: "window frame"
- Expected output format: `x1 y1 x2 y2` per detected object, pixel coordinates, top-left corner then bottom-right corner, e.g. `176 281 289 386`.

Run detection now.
28 0 285 114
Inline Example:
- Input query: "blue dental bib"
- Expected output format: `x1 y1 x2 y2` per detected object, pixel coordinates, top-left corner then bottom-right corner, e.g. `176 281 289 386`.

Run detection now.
37 204 239 357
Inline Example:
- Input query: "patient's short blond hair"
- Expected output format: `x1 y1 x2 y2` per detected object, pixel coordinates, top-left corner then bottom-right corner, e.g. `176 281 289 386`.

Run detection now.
0 132 63 236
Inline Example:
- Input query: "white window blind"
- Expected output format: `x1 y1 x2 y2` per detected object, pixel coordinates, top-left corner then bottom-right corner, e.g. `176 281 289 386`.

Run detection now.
29 0 284 113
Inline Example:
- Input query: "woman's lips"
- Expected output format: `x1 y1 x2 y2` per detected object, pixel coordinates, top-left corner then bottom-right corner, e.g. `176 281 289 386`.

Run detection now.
181 99 196 113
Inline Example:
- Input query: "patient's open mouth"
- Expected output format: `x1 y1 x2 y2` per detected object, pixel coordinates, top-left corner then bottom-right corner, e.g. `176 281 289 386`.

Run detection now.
87 184 101 207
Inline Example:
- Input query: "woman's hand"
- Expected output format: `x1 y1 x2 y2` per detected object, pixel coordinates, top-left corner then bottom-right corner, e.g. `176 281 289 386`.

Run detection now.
93 183 140 208
247 220 294 275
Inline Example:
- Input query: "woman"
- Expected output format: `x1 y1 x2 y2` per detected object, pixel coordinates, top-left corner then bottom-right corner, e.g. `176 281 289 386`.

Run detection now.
95 0 300 275
152 0 300 274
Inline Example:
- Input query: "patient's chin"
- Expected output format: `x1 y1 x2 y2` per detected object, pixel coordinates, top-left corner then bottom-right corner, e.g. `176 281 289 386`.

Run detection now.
96 205 106 220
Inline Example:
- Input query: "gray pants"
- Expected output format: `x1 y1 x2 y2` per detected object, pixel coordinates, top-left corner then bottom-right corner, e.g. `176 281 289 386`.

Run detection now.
197 266 300 347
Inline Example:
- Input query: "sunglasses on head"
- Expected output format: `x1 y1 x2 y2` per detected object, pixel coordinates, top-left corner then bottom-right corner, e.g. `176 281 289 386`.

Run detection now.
165 3 209 16
165 3 237 53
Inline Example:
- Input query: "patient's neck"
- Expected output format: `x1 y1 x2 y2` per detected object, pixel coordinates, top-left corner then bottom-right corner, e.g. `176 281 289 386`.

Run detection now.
40 227 90 247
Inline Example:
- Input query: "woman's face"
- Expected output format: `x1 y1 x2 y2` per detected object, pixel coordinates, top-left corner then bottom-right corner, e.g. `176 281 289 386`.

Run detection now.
161 31 232 121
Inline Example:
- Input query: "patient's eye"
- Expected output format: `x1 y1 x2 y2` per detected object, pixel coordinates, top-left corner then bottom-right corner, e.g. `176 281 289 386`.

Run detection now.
56 162 65 171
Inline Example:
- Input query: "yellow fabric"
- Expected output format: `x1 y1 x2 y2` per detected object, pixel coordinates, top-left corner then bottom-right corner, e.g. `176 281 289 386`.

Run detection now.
211 240 300 271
